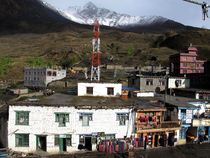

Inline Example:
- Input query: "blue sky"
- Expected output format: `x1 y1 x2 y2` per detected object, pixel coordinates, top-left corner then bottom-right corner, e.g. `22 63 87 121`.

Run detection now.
44 0 210 29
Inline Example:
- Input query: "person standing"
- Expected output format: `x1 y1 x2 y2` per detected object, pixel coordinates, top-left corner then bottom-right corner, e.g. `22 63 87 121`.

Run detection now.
144 135 148 150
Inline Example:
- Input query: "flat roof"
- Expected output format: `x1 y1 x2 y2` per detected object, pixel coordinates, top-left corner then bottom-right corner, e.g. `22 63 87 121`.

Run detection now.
159 95 197 108
9 93 165 110
174 88 210 94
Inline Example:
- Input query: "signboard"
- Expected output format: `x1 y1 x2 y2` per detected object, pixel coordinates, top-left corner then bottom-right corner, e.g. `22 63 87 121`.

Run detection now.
168 78 190 89
186 110 193 124
193 119 210 127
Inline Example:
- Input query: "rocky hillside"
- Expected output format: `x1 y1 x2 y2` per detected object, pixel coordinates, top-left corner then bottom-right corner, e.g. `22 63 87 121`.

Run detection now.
0 0 82 33
0 0 209 81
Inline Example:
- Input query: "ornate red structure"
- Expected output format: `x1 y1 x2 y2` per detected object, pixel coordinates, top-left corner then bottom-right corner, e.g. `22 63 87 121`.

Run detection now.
91 19 101 81
169 45 205 76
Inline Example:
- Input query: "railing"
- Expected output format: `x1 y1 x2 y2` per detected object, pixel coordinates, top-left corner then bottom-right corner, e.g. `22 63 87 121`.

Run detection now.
136 121 181 131
161 121 181 128
136 122 160 130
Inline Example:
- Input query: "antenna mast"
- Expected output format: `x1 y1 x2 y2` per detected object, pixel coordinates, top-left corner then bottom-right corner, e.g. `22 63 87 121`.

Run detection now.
91 19 101 81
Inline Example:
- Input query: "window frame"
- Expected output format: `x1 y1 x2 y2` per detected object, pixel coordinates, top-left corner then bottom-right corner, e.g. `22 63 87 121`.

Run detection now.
159 79 165 86
86 87 93 95
15 134 29 147
15 111 30 125
79 113 93 126
55 113 69 127
146 79 153 86
107 87 114 95
116 113 129 126
54 134 72 146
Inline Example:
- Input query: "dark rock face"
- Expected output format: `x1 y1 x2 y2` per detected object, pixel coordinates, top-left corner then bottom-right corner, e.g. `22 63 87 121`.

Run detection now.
0 0 74 33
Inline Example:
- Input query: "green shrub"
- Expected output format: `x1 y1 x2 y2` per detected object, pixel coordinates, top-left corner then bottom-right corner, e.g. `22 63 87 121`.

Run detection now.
27 57 53 67
0 57 13 76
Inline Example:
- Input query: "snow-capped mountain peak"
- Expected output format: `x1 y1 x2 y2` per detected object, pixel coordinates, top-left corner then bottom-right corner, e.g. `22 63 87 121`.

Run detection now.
83 1 97 10
61 1 170 27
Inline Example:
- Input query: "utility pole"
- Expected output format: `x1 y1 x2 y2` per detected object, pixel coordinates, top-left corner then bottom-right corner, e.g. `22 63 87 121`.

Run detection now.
164 72 169 106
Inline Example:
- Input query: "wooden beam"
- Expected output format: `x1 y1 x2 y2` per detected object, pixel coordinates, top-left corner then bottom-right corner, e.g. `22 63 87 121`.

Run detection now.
136 127 180 133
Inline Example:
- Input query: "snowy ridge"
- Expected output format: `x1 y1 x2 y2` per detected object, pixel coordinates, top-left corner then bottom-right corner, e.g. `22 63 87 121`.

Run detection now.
61 1 169 27
41 0 70 20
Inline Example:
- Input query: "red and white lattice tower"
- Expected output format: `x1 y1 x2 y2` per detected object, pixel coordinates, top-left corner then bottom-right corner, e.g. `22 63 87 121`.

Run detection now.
91 19 101 81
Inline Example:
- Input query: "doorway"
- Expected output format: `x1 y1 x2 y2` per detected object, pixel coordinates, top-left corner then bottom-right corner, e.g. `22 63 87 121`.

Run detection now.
59 138 67 152
168 133 175 146
36 135 47 151
85 136 92 151
154 134 159 147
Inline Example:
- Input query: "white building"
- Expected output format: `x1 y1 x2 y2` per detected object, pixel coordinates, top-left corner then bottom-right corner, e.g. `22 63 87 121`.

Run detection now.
2 93 134 153
77 83 122 97
24 67 66 88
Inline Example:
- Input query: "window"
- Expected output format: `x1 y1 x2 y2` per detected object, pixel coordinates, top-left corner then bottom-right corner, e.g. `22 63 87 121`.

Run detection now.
16 111 29 125
180 109 186 124
79 135 85 144
79 113 93 126
54 135 59 146
86 87 93 95
146 79 153 86
53 71 57 76
54 135 72 146
55 113 69 127
107 87 114 95
15 134 29 147
47 71 52 76
116 113 129 126
183 63 187 67
66 135 72 146
159 80 165 86
183 69 187 73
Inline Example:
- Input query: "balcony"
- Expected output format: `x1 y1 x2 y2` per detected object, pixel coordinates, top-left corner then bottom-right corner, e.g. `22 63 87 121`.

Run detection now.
135 121 181 132
136 121 160 130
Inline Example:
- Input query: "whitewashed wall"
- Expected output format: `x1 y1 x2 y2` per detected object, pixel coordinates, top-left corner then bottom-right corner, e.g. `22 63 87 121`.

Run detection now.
8 105 133 153
46 69 66 85
24 68 66 88
8 106 76 153
77 83 122 97
76 109 133 138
